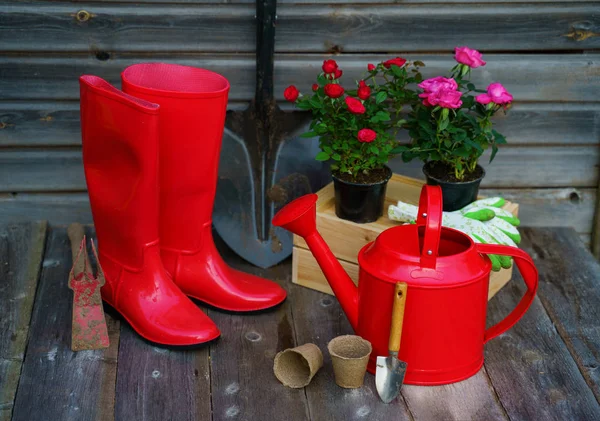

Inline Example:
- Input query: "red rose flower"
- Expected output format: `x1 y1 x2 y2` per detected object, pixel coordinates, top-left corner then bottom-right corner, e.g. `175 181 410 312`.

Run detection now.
368 63 376 71
358 128 377 143
383 57 407 69
345 97 365 114
284 85 299 102
312 84 319 92
322 59 338 74
357 81 371 100
334 68 343 79
324 84 345 98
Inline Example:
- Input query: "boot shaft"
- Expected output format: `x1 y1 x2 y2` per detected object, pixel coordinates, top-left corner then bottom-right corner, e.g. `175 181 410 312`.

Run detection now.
121 63 230 252
79 76 161 269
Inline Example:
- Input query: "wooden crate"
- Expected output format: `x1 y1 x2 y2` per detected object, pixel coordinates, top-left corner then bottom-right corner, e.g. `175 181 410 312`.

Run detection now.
292 174 519 301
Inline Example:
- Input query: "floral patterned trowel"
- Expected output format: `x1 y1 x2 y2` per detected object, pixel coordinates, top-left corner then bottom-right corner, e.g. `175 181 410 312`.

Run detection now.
67 223 110 351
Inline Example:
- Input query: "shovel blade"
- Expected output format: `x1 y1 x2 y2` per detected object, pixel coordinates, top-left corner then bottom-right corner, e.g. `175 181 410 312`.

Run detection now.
376 355 407 404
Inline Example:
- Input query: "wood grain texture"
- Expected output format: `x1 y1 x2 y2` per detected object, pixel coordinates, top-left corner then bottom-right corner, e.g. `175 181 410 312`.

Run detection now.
0 221 46 421
4 102 598 147
401 368 508 421
0 3 255 53
114 325 211 421
0 55 256 102
3 4 598 52
0 193 93 225
1 145 596 193
275 4 600 52
208 236 310 421
11 226 119 421
521 227 600 401
1 53 598 102
290 279 413 420
484 229 600 420
480 188 597 235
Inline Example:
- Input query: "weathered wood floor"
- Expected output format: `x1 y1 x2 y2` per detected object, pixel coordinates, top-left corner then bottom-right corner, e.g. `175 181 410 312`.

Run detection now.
2 223 600 421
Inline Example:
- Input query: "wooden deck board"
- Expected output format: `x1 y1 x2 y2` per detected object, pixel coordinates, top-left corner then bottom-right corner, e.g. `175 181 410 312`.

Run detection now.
0 222 46 421
4 225 600 420
208 237 310 421
290 284 413 421
11 227 120 421
114 324 211 421
484 230 600 420
521 227 600 402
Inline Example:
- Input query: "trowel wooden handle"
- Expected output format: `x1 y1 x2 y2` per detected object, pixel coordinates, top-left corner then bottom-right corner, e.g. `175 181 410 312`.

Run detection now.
67 223 86 263
388 282 408 353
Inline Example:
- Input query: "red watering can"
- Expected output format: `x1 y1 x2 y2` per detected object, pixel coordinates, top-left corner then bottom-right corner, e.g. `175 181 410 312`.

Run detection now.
273 185 538 385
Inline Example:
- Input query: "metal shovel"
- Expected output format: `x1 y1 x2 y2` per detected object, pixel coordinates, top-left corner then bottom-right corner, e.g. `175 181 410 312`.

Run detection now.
376 282 408 403
213 0 329 268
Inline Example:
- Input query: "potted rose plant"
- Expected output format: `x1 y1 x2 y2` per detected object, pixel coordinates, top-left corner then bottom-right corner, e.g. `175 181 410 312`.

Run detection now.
283 58 422 223
396 47 513 211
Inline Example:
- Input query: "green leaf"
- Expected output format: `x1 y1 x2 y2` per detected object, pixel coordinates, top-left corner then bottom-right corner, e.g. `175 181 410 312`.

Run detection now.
315 152 330 161
300 131 318 138
439 119 449 131
370 145 379 155
376 91 388 104
309 98 323 109
489 144 499 163
332 153 341 161
454 147 471 158
391 66 404 77
323 146 333 154
464 138 483 152
317 74 328 85
376 111 391 121
492 130 507 144
296 101 311 110
467 83 476 91
413 60 425 67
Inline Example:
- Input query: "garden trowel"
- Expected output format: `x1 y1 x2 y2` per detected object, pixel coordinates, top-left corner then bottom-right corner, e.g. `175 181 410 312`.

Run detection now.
67 223 109 351
376 282 408 403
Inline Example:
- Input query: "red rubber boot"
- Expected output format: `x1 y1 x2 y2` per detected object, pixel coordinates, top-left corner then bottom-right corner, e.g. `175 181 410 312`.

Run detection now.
121 63 287 312
79 75 220 345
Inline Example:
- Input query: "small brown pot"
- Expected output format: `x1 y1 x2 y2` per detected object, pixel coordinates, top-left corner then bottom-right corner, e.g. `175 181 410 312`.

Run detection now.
273 343 324 388
327 335 372 389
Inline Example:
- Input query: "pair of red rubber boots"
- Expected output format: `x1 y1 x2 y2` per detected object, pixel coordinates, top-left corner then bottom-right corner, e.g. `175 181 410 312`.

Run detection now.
79 63 286 346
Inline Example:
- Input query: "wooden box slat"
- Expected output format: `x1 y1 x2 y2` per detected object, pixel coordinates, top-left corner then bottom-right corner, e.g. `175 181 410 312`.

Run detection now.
292 174 519 300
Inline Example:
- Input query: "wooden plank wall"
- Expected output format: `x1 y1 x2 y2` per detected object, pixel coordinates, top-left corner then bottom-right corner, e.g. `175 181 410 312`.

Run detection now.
0 1 598 248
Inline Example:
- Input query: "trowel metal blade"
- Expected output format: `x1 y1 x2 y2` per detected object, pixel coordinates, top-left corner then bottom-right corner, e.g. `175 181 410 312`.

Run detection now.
375 355 407 404
213 110 330 268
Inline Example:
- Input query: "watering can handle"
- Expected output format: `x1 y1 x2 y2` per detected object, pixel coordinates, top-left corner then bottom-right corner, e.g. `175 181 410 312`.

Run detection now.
476 243 539 343
416 185 443 269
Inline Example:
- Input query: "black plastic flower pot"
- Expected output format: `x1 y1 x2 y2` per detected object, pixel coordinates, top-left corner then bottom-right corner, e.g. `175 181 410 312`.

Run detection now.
332 166 392 223
423 162 486 212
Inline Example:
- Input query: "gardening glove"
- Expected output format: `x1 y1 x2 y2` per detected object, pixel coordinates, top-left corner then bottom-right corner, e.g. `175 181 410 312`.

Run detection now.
388 199 520 272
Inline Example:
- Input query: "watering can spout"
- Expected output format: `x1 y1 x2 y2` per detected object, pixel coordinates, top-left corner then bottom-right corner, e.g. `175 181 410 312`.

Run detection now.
273 194 359 330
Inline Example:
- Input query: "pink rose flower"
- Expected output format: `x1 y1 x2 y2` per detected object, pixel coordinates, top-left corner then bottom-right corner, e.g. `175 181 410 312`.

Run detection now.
476 82 513 105
357 128 376 143
418 77 458 94
454 46 486 68
420 89 463 109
